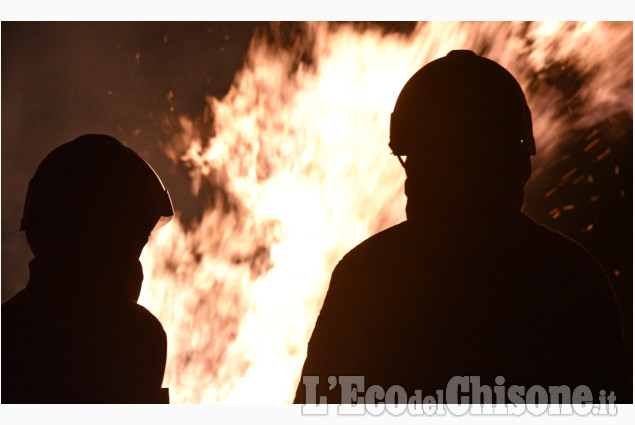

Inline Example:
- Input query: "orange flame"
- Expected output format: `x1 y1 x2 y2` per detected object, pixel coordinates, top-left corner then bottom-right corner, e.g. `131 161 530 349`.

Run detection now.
138 22 632 403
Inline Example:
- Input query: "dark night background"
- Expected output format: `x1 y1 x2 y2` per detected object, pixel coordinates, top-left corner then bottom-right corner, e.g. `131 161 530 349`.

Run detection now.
2 22 262 300
1 21 632 394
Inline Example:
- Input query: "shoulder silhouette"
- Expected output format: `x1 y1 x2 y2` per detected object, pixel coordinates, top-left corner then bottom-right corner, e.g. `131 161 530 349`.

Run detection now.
295 50 627 404
2 134 174 403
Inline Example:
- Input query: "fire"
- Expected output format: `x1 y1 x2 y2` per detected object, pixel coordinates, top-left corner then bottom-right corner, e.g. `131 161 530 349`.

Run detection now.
137 22 632 403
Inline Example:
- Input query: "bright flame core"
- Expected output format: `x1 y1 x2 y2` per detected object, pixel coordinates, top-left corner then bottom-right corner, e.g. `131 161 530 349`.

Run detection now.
138 22 633 403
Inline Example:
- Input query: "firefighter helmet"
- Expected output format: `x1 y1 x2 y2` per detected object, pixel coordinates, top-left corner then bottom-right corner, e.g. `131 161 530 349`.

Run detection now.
20 134 174 234
389 50 535 159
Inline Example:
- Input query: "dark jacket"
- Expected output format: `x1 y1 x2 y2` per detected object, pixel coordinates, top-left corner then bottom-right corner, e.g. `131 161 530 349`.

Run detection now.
2 258 167 403
295 212 625 403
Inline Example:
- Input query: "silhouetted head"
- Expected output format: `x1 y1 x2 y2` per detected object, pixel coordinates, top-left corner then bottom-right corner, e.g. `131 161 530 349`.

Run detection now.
389 50 535 220
21 134 174 260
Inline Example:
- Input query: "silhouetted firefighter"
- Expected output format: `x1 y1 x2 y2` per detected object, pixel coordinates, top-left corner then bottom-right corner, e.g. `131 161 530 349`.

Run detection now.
2 134 173 403
295 51 627 404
